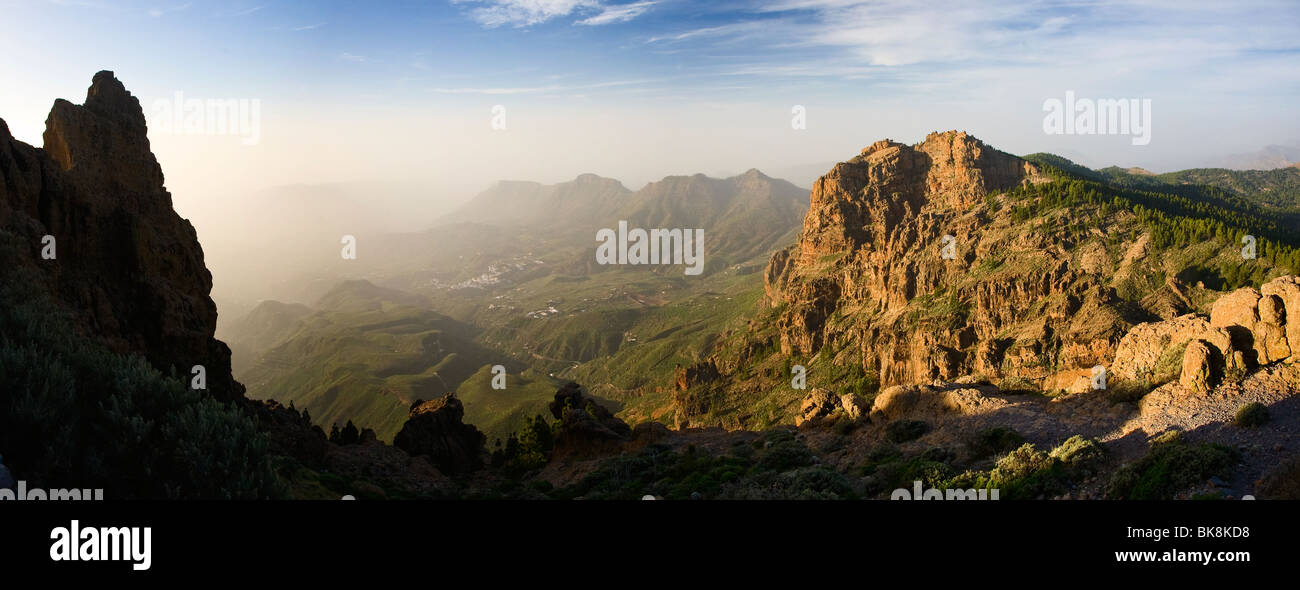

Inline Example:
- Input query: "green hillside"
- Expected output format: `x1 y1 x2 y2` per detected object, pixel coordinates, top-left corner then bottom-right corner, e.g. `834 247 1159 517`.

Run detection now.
239 280 506 441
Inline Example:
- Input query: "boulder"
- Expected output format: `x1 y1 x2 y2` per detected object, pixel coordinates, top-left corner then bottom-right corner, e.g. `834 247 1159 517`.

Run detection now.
840 393 870 421
1111 314 1237 383
1261 276 1299 363
796 388 838 426
391 394 486 475
1179 339 1214 392
1209 287 1260 331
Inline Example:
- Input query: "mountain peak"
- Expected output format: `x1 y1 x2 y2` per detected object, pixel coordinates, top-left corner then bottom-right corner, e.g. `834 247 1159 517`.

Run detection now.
1 71 240 400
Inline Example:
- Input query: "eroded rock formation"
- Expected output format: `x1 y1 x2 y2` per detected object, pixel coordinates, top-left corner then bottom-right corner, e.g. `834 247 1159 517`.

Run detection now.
0 71 241 400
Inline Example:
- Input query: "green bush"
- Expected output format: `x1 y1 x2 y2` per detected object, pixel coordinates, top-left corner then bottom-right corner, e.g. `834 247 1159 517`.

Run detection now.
1233 402 1269 427
1049 435 1107 469
1106 434 1237 500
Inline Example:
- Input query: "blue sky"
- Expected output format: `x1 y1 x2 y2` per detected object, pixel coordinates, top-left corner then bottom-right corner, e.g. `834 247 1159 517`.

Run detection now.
2 0 1299 207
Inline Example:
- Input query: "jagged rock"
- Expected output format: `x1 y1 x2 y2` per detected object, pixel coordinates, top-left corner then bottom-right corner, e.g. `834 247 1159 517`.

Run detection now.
0 71 241 401
674 360 720 391
796 388 838 426
391 394 486 475
549 382 632 458
1179 340 1214 391
759 131 1135 392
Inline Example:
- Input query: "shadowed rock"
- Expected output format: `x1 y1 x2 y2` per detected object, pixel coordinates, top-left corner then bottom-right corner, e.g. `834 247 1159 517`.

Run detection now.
392 394 486 475
0 71 241 401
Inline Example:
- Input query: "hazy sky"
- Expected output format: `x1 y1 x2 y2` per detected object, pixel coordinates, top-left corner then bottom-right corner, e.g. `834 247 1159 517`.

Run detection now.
2 0 1298 224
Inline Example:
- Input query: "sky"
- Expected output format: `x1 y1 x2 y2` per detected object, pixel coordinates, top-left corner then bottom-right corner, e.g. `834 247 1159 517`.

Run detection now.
1 0 1299 225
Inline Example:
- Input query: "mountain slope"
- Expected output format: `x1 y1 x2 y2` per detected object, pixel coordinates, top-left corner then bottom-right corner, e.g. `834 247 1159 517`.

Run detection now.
670 131 1300 428
238 280 507 441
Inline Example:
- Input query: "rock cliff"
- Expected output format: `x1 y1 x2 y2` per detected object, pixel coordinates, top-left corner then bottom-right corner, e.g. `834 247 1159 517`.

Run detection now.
764 131 1127 392
0 71 241 401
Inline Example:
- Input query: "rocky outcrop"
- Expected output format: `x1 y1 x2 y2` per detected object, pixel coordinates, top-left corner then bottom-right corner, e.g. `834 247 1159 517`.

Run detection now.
392 394 487 475
0 71 241 401
758 131 1136 394
549 382 632 458
795 388 870 425
674 360 720 391
840 393 869 421
796 388 838 426
1112 276 1298 393
869 383 1010 422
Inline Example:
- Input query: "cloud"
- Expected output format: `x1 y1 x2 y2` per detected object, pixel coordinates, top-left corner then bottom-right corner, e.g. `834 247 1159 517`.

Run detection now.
292 22 326 30
340 53 367 63
232 5 264 17
453 0 656 28
453 0 597 27
576 1 657 26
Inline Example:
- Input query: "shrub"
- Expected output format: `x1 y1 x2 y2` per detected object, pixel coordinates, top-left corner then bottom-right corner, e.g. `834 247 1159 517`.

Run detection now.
885 419 930 443
0 291 281 499
1151 342 1189 385
757 440 817 472
1049 435 1107 469
992 444 1054 481
1258 456 1300 499
1107 435 1237 500
1233 402 1269 427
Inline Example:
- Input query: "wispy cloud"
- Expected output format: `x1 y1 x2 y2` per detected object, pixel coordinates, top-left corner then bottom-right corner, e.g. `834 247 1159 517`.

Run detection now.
452 0 597 27
292 21 326 30
645 21 766 44
232 5 264 17
340 52 367 63
453 0 655 28
577 1 657 26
